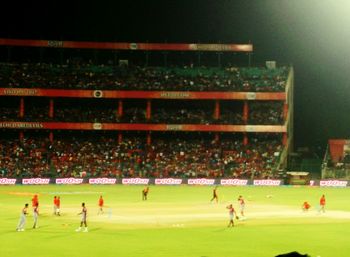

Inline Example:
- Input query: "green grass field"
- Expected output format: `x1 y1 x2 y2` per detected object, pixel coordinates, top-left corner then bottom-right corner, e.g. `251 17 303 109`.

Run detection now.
0 185 349 257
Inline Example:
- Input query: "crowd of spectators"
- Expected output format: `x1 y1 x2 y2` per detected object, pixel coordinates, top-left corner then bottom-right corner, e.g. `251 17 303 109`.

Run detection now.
0 134 282 179
0 62 289 91
0 61 286 179
0 100 284 125
248 101 284 125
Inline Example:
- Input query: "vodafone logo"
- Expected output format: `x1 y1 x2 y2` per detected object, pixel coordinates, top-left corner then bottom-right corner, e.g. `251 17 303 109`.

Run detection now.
253 180 281 186
89 178 116 184
320 180 348 187
0 178 17 185
155 178 183 185
220 179 248 186
22 178 50 185
187 179 215 185
56 178 84 184
122 178 149 185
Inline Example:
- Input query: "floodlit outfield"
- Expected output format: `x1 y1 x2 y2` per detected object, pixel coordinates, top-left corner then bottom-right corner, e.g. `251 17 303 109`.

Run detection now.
0 185 349 257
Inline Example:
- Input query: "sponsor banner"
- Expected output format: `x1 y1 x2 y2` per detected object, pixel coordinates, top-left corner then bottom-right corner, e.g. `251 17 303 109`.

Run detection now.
0 178 17 185
122 178 150 185
56 178 84 185
159 92 191 99
188 178 215 185
319 180 348 187
0 88 286 100
0 122 43 129
188 43 252 52
155 178 183 185
220 179 248 186
253 179 282 186
89 178 116 185
22 178 50 185
2 88 39 96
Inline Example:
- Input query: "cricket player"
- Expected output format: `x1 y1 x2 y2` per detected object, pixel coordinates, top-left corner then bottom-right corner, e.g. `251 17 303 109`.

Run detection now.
226 204 237 227
76 203 88 232
33 203 39 228
142 187 149 201
210 186 219 203
31 194 38 209
302 201 311 212
319 194 326 213
53 196 58 215
238 195 245 218
98 195 104 214
16 203 29 232
56 196 61 216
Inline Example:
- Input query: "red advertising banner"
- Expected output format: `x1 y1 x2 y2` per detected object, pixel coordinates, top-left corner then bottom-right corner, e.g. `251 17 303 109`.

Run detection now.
0 88 285 100
0 38 253 52
0 122 287 132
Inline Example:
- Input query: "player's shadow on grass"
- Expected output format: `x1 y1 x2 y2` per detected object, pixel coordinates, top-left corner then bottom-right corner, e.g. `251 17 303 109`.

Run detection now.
275 251 309 257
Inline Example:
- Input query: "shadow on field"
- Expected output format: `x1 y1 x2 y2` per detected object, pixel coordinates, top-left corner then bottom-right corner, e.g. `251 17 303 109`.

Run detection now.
275 251 310 257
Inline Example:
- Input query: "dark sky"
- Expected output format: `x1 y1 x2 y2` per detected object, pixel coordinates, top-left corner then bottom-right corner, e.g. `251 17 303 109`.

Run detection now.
1 0 350 151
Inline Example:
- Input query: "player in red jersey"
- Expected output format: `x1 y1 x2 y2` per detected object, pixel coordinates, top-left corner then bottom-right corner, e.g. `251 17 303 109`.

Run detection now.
56 196 61 216
33 203 39 228
53 196 58 215
226 204 238 227
319 194 326 213
210 186 219 203
302 201 311 212
31 194 38 208
237 195 245 218
76 202 88 232
142 187 149 201
98 195 104 214
16 203 29 232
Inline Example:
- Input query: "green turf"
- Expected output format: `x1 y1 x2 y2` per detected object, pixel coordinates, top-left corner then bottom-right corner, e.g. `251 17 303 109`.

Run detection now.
0 185 349 257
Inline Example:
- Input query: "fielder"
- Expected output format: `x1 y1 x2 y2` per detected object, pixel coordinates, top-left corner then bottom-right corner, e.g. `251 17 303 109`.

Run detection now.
16 203 29 232
76 202 88 232
33 203 39 228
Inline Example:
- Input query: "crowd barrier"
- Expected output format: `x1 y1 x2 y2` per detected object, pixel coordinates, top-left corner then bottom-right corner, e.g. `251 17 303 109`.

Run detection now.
0 177 349 187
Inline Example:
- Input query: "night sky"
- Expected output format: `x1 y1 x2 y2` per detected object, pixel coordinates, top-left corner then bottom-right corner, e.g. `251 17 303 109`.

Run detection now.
1 0 350 152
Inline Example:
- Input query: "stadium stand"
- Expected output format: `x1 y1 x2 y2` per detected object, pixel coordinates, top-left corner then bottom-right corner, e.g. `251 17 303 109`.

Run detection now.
0 62 288 91
0 133 282 179
0 39 293 179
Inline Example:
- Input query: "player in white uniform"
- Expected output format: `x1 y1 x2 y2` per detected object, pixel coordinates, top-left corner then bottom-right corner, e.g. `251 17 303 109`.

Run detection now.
76 202 88 232
16 203 29 231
